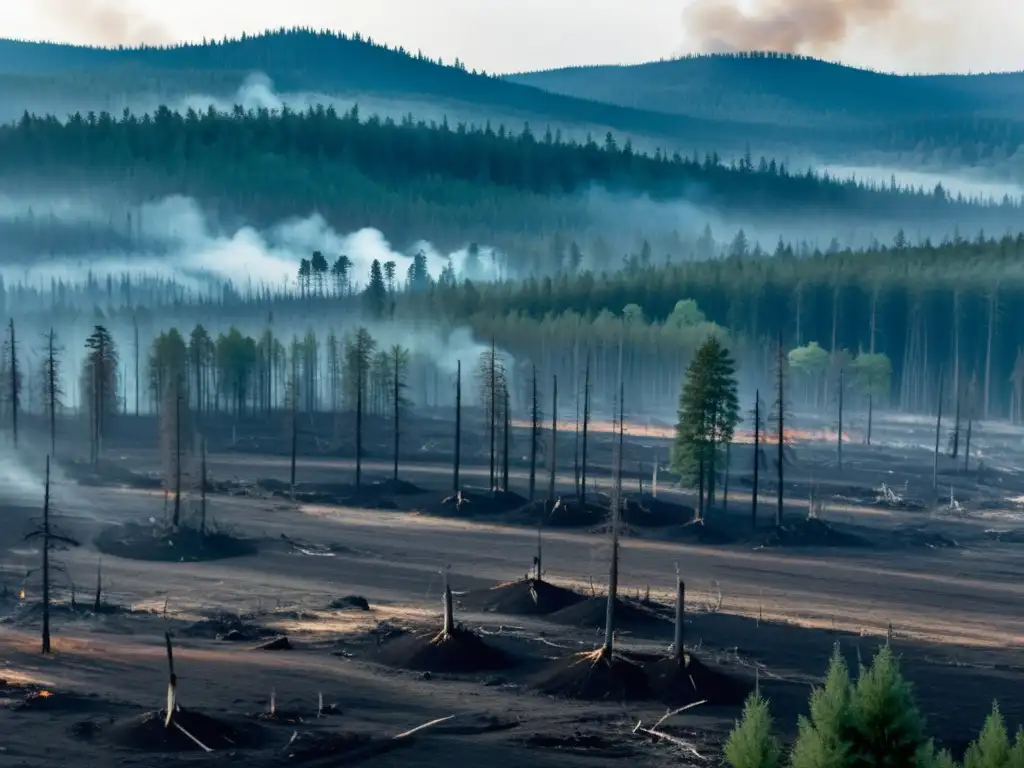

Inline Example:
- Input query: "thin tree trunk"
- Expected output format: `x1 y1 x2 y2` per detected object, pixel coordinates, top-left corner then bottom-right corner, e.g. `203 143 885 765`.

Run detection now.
173 380 181 527
933 370 944 492
393 354 400 482
964 384 974 473
48 330 56 457
133 318 140 417
752 390 759 529
697 453 705 521
489 340 496 492
603 364 624 653
951 388 961 459
867 394 873 446
984 289 996 418
673 572 685 663
502 387 510 492
453 360 461 491
9 319 17 449
290 378 298 494
42 455 51 654
548 375 557 503
837 366 844 470
200 437 207 535
528 365 536 501
93 558 102 613
581 356 590 503
356 355 363 493
723 441 731 514
776 341 785 528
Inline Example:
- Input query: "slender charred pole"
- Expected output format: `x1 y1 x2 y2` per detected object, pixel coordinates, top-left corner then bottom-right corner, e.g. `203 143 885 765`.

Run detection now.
581 356 590 503
93 558 102 613
133 316 140 417
200 437 208 535
867 393 873 446
776 340 785 528
548 375 557 504
173 377 182 527
355 346 363 493
673 566 685 663
393 350 401 482
442 567 454 636
502 386 510 491
528 365 537 501
951 387 961 459
47 329 57 457
933 370 944 492
752 390 760 530
489 340 496 491
603 346 625 653
453 360 461 491
9 319 17 448
290 376 298 495
41 456 51 653
837 366 844 470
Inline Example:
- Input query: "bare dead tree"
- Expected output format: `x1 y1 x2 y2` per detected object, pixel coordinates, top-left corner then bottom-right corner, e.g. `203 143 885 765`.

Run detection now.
752 389 761 530
964 374 976 473
933 369 944 493
528 365 538 501
673 564 685 662
502 386 510 492
25 456 79 653
453 360 462 491
548 374 557 504
93 558 102 613
581 355 591 503
200 436 208 535
41 329 63 458
837 365 844 470
8 318 18 448
603 340 625 654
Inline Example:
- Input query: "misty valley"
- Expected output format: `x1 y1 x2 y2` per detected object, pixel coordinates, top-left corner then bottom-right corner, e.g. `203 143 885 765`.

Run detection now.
0 25 1022 768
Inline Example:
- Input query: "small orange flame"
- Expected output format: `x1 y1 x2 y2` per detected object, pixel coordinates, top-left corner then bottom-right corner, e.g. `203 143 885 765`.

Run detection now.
18 589 25 600
36 690 53 698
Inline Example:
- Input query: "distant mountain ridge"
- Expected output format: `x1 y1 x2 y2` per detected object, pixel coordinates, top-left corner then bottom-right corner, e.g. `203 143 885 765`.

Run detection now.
0 31 1020 176
508 52 1024 125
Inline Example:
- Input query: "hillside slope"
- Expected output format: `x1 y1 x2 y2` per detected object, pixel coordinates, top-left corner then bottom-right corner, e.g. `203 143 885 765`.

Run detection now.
508 53 1024 125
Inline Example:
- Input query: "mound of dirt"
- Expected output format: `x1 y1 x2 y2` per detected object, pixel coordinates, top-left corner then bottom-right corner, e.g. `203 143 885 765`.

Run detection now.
647 654 751 706
106 708 263 752
427 488 529 518
663 519 740 545
95 522 257 563
758 518 867 549
375 625 512 673
180 614 275 641
622 494 694 527
547 596 672 635
329 595 371 611
890 526 958 549
458 578 586 616
536 649 650 701
510 498 606 528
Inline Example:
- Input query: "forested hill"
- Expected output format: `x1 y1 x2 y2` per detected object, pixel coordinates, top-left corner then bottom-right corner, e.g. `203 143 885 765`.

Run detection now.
2 107 1019 258
509 53 1024 124
0 31 803 153
0 31 1018 170
509 53 1024 175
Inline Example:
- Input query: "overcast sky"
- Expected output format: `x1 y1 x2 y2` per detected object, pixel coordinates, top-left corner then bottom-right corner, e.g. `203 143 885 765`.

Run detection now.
2 0 1021 75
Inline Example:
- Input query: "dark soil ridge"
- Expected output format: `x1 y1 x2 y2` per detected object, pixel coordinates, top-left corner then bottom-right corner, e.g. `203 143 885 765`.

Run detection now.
95 522 257 563
536 648 650 701
375 625 513 673
646 654 752 707
546 596 673 635
106 707 264 752
457 578 586 616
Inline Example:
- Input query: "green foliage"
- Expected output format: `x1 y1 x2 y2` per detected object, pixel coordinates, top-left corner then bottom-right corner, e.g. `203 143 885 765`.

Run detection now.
791 645 853 768
671 335 740 483
963 702 1024 768
724 694 781 768
788 342 830 377
847 644 928 767
665 299 707 328
853 353 894 402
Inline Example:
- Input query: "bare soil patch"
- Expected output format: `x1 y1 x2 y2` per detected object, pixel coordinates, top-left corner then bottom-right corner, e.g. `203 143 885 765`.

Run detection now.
546 596 672 636
375 625 513 673
646 654 752 707
94 522 257 562
536 648 650 701
106 707 265 752
458 578 586 616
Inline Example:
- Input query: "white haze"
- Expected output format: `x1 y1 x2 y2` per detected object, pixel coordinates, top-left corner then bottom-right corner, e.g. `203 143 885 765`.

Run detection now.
816 164 1024 203
0 194 503 291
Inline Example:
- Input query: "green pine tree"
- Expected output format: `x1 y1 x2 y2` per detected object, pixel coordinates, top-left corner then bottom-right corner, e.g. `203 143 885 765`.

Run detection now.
791 644 854 768
847 644 929 767
724 693 781 768
964 702 1013 768
671 334 740 518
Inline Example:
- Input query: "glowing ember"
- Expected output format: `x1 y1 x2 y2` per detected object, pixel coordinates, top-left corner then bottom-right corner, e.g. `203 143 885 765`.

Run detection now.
36 690 53 698
18 589 24 600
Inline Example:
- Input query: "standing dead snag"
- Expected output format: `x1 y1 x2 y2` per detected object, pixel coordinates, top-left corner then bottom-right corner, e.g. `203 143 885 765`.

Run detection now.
200 436 208 535
25 456 79 653
933 369 944 493
581 355 591 503
502 386 511 491
548 374 557 504
93 558 102 612
772 336 788 527
165 631 177 727
42 329 63 459
673 565 685 663
7 318 18 448
752 390 761 530
528 365 538 501
837 365 844 470
390 345 410 482
453 360 462 491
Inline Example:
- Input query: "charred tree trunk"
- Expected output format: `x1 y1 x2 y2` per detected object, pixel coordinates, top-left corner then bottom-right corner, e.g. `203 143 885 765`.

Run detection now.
723 441 731 514
752 390 760 529
173 380 182 527
528 365 537 501
697 451 705 521
93 558 102 613
200 437 207 535
489 340 496 492
933 371 944 493
453 360 461 491
867 394 873 446
41 456 51 654
290 379 298 494
673 570 685 663
984 289 996 419
355 356 363 493
776 342 785 528
951 388 961 459
548 375 557 504
393 355 401 482
603 367 625 653
9 319 17 449
964 384 974 473
837 366 844 470
133 317 140 417
502 387 510 492
581 356 590 503
47 330 57 458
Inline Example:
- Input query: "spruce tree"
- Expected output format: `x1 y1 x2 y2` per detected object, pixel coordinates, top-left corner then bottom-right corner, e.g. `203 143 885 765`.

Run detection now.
364 259 387 318
724 693 781 768
671 335 740 518
791 645 853 768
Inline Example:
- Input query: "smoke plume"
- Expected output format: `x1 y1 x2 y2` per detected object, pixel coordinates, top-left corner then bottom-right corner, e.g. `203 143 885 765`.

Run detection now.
38 0 172 47
683 0 903 56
